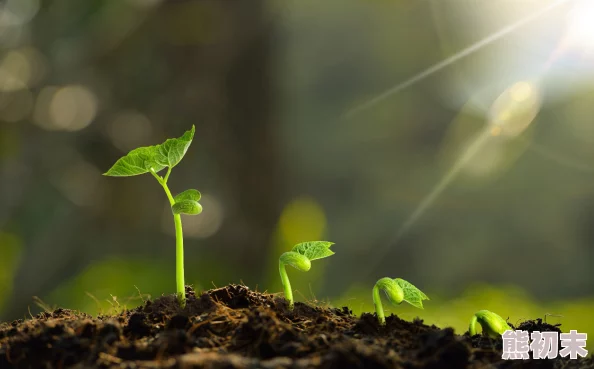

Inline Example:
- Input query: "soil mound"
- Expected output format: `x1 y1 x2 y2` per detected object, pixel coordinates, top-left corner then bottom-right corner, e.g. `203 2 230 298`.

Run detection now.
0 285 591 368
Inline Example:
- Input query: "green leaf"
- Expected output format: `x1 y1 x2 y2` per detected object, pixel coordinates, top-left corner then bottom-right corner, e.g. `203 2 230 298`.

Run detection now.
172 200 202 215
394 278 429 309
103 125 195 177
152 125 195 168
103 147 165 177
291 241 334 261
174 189 201 203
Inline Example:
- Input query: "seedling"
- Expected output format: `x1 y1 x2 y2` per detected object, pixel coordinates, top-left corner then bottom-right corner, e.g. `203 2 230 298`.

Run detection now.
469 310 512 338
372 277 429 325
279 241 335 310
104 125 201 308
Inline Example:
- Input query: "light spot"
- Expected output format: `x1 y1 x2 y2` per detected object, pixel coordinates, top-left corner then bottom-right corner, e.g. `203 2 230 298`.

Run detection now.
46 85 98 131
439 95 533 183
0 50 31 91
0 0 40 26
50 156 103 207
509 81 533 102
279 197 326 245
488 81 541 138
107 111 153 152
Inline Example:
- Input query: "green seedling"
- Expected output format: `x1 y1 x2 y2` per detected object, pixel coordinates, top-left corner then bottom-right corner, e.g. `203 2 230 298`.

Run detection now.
469 310 512 338
372 277 429 325
104 125 201 308
279 241 335 309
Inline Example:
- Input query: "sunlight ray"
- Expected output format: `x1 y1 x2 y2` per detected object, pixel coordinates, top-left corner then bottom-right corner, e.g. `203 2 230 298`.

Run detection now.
343 0 572 120
364 129 492 276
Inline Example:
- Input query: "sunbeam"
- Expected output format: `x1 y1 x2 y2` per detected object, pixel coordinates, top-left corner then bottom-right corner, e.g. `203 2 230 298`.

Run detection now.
343 0 573 120
385 129 492 250
354 0 594 276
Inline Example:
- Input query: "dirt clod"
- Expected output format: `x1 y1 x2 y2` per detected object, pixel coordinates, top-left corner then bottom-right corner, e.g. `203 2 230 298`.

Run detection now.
0 284 591 368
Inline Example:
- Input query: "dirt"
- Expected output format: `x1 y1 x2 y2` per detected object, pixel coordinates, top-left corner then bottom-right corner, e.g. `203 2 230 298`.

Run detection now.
0 285 591 369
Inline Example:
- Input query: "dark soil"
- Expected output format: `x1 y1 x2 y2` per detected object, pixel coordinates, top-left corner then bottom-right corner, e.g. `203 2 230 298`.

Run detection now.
0 285 591 369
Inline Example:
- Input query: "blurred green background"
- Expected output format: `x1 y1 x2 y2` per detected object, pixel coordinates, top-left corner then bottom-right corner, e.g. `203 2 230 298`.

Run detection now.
1 0 594 351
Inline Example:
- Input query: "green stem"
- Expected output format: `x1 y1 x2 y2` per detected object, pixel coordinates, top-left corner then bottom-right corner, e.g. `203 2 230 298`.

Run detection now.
469 314 478 336
279 260 294 309
163 166 172 184
151 168 186 308
373 284 385 325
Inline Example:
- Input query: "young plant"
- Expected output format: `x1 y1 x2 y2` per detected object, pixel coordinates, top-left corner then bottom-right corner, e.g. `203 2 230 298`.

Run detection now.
469 310 512 338
373 277 429 325
104 125 201 308
279 241 335 309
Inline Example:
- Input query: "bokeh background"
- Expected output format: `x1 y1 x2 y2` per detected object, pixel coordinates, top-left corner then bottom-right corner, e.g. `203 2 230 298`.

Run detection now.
1 0 594 350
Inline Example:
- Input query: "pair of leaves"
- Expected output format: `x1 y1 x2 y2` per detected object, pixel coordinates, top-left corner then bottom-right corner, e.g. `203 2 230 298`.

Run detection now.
380 277 429 309
280 241 335 272
104 126 195 177
172 189 202 215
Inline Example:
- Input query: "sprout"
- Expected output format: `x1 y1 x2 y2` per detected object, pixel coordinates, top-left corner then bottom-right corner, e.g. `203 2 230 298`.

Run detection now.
372 277 429 325
104 125 201 308
469 310 512 338
279 241 335 309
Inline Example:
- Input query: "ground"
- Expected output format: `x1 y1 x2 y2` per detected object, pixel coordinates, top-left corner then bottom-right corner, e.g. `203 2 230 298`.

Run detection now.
0 285 592 369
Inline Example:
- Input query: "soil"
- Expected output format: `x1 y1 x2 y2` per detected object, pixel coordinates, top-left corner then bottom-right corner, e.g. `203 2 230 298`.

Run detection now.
0 285 592 369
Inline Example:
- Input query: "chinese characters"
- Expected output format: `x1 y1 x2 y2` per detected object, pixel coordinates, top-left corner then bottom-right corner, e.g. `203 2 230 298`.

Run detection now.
502 330 588 360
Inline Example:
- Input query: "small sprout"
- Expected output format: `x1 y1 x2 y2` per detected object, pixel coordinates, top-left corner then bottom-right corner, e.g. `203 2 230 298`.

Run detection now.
279 241 335 309
104 125 201 308
469 310 512 338
372 277 429 325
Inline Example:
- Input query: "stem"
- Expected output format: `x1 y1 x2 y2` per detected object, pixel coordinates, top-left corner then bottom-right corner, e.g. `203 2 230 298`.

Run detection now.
151 168 186 308
279 260 294 309
163 167 172 184
172 213 185 307
469 314 478 336
373 284 385 325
